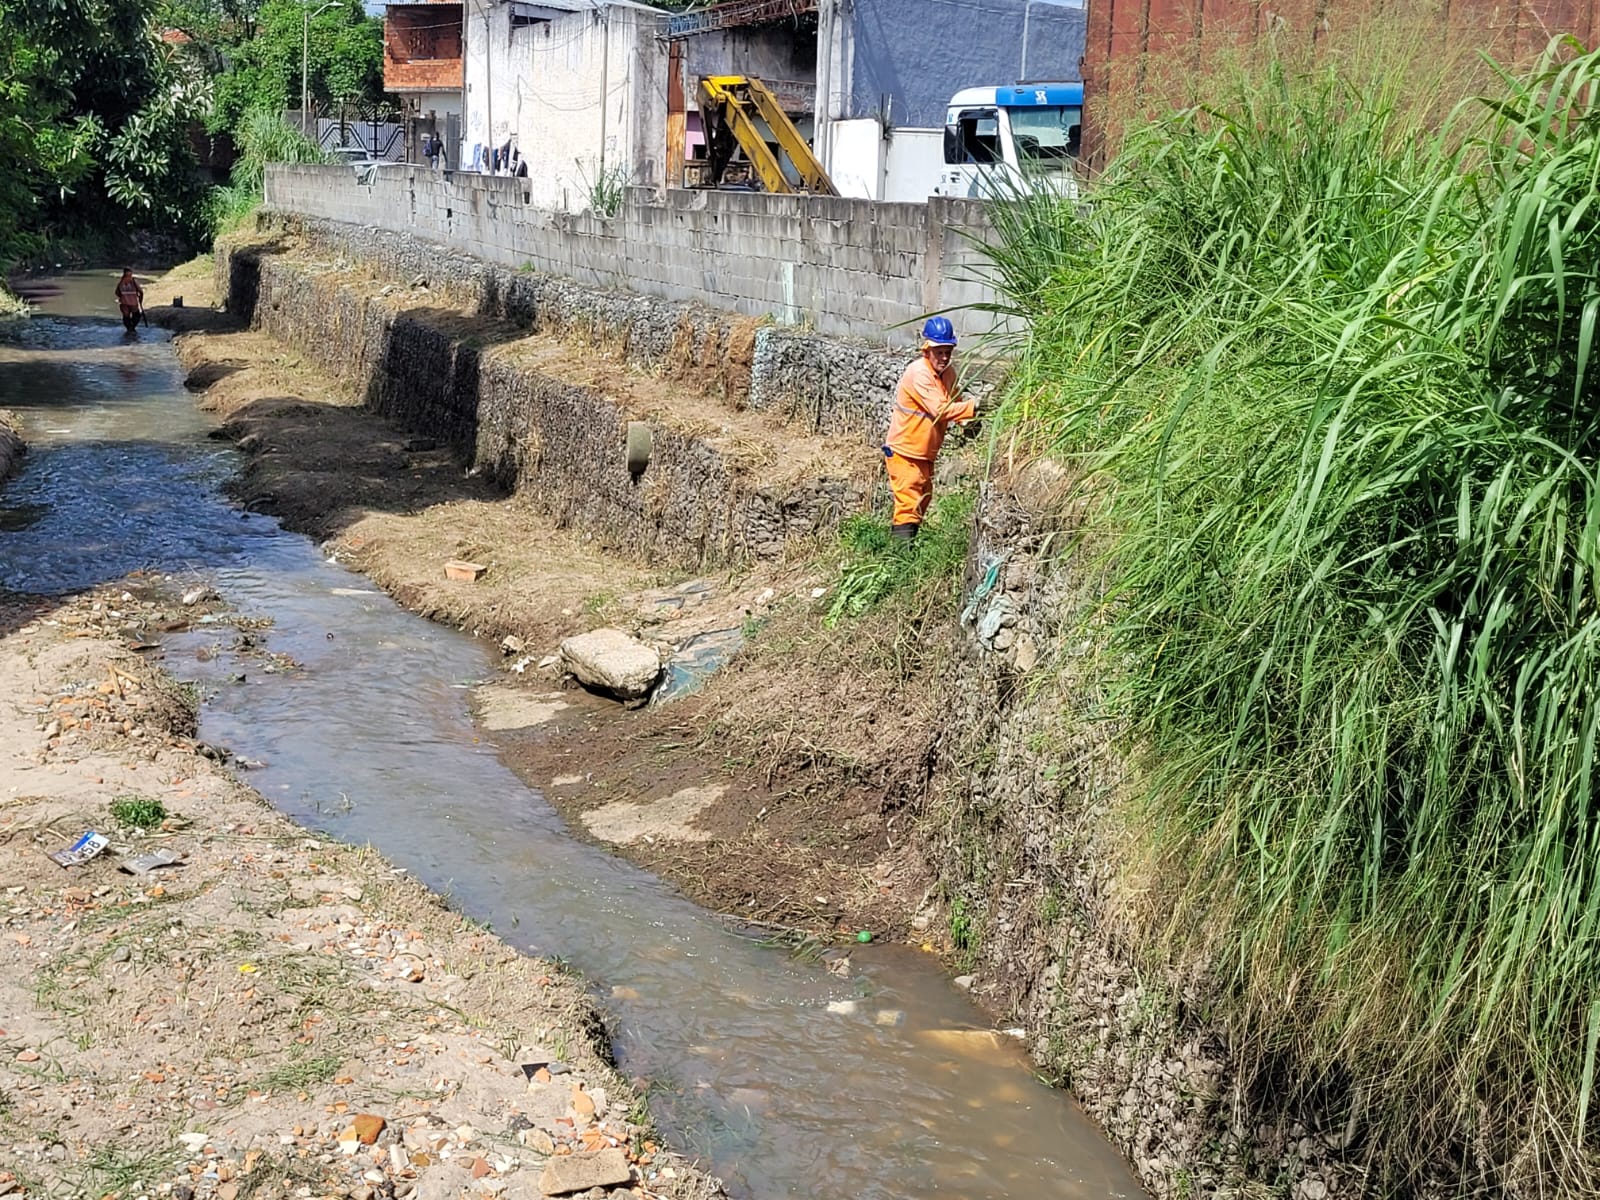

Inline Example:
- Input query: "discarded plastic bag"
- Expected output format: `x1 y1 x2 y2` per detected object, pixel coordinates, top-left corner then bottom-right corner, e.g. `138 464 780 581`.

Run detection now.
119 848 184 876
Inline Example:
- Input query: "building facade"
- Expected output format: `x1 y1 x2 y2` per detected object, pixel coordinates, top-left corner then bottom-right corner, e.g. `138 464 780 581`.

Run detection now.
462 0 668 210
664 0 1086 201
385 0 465 166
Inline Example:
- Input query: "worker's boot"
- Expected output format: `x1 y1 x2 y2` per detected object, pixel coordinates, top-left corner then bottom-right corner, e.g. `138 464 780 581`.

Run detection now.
889 522 920 543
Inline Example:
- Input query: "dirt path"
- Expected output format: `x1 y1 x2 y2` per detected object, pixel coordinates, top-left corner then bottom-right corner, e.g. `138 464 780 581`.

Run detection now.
155 262 939 946
0 582 721 1200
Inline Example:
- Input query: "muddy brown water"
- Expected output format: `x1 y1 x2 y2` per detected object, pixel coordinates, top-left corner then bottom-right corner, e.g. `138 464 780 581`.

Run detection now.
0 273 1145 1200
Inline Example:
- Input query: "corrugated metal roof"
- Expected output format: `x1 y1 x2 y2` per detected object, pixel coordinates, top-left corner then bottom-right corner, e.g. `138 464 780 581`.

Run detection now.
667 0 816 38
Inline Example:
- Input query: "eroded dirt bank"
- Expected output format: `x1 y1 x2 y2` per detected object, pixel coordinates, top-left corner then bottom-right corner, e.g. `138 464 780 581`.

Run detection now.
0 409 21 484
0 580 721 1200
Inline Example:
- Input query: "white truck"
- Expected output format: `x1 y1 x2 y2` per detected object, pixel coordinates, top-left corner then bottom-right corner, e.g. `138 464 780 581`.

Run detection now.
934 82 1084 199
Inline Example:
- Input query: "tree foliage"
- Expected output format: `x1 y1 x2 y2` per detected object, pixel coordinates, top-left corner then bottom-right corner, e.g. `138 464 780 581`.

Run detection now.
203 0 383 136
0 0 207 259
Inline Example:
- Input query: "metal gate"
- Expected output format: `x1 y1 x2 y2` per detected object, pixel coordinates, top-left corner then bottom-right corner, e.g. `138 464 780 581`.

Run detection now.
311 100 405 161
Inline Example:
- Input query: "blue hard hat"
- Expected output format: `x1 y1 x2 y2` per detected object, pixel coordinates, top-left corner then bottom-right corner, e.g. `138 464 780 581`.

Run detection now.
921 316 957 347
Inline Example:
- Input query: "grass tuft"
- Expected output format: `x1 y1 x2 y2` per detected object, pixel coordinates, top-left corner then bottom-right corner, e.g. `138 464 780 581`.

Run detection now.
825 491 975 628
109 794 167 830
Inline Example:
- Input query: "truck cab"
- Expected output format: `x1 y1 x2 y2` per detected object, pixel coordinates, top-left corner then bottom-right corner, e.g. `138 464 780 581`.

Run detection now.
935 83 1083 199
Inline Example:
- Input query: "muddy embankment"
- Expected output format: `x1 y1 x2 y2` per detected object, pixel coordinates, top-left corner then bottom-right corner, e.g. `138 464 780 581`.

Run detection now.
168 218 1427 1200
0 583 722 1200
0 408 22 484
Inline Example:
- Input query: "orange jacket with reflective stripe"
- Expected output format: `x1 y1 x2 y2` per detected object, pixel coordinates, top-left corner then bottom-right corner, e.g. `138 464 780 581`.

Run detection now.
884 356 975 461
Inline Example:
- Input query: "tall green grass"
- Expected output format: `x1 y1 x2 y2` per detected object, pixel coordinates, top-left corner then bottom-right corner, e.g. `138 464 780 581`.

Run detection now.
228 108 329 193
201 110 328 239
985 36 1600 1190
825 491 975 628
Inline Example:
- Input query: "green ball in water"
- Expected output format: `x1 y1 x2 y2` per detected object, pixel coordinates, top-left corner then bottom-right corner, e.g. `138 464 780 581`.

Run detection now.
855 930 873 944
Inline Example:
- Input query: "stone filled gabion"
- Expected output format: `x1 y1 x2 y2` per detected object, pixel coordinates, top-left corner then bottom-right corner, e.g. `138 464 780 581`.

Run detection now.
218 235 866 568
932 485 1492 1200
234 213 907 444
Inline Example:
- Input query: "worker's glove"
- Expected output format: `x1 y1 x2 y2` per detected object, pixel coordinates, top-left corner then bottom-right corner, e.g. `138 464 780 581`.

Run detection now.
968 396 986 420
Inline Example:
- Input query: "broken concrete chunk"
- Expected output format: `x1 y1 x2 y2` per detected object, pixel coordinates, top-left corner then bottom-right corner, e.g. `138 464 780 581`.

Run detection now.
558 629 661 700
537 1147 631 1195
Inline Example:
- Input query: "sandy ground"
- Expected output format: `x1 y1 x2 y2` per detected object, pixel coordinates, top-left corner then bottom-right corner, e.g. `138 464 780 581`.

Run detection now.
151 261 938 943
0 582 722 1200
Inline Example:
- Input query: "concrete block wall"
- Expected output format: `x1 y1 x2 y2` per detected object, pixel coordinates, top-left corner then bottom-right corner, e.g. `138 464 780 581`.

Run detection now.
264 165 1000 345
242 213 913 447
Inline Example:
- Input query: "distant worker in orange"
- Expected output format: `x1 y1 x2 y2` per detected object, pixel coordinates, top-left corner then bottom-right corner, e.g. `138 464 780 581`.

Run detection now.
114 268 144 324
881 316 978 541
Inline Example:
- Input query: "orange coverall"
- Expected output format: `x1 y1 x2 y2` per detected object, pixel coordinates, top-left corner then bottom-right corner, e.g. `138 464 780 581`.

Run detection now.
882 355 975 527
115 275 143 317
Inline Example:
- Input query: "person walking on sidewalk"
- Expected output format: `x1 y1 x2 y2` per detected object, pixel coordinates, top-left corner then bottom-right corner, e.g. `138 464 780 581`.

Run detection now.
881 316 979 541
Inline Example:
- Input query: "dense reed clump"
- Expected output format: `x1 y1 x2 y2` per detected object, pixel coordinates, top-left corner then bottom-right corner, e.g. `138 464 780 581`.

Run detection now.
986 36 1600 1191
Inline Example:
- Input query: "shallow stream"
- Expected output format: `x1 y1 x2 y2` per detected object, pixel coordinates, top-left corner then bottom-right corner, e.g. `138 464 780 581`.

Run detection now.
0 273 1143 1200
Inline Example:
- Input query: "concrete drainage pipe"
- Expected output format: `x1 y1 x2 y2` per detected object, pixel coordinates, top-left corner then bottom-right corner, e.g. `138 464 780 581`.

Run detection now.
625 421 653 477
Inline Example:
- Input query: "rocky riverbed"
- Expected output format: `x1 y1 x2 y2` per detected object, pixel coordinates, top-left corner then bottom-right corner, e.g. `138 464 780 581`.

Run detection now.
0 580 722 1200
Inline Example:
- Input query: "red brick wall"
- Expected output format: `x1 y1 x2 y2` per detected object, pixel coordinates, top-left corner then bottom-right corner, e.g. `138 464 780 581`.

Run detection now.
1082 0 1600 159
385 4 464 92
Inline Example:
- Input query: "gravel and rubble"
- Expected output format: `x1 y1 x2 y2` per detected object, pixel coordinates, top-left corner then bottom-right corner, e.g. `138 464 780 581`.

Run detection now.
0 582 722 1200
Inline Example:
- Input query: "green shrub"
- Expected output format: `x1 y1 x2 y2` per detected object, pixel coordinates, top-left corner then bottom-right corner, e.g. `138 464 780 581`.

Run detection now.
109 795 166 830
824 490 974 627
202 183 261 237
982 34 1600 1191
226 110 329 197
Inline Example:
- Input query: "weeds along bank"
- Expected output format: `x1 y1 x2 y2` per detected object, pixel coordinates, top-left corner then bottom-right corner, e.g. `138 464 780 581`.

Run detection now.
932 36 1600 1200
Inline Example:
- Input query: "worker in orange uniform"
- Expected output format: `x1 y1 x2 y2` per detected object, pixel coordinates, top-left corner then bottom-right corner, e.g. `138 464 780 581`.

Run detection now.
114 268 144 324
882 316 978 541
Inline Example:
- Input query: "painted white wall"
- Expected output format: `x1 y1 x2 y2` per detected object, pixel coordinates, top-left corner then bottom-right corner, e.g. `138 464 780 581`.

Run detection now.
882 127 943 201
411 91 463 121
465 0 667 211
828 120 943 201
462 0 496 161
829 118 882 200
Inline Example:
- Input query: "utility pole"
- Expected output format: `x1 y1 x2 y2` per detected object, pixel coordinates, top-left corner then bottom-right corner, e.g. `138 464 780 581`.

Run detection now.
596 3 609 179
1019 0 1032 81
486 0 494 170
303 2 338 138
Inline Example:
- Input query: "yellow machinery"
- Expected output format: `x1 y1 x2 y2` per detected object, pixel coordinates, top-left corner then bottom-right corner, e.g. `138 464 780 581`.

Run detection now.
691 75 837 196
